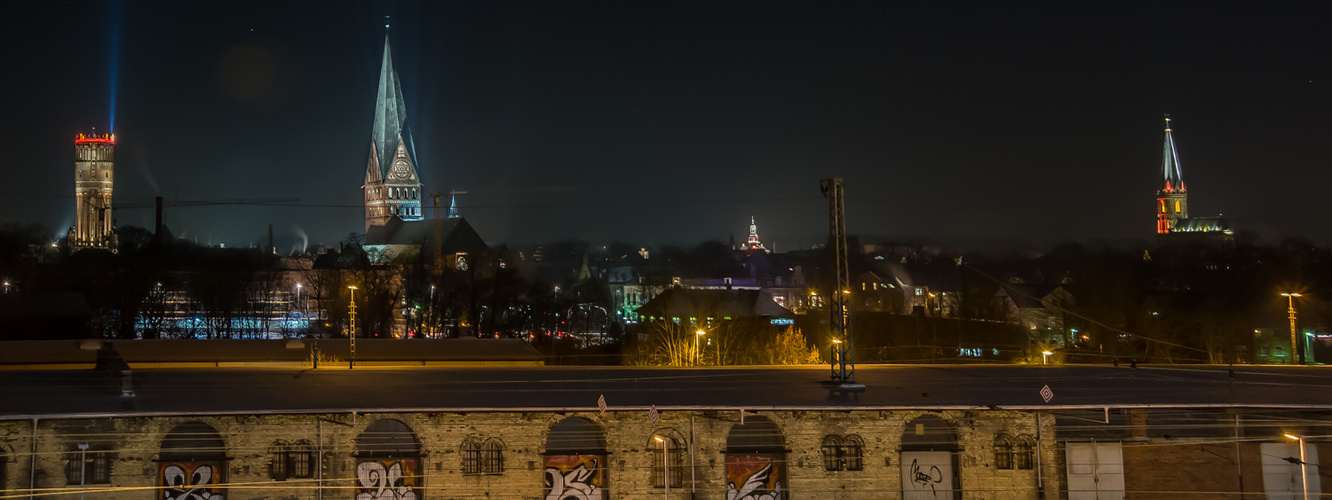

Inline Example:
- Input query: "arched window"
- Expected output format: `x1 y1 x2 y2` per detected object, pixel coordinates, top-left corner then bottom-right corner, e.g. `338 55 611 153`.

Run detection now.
159 422 227 497
993 434 1014 470
545 417 606 500
725 415 786 499
1014 435 1035 470
842 434 864 471
482 438 504 475
461 440 481 475
65 446 111 484
355 419 421 498
821 435 843 471
649 429 685 488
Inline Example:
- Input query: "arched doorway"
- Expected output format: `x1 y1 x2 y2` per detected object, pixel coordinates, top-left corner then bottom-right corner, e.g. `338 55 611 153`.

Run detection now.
544 417 607 500
724 415 786 499
900 414 960 499
158 422 227 498
355 419 422 499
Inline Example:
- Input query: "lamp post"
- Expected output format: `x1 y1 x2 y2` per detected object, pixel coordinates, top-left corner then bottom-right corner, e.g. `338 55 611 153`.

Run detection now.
1042 350 1053 365
654 435 671 500
1283 433 1310 500
1281 293 1303 365
348 285 358 369
77 442 88 499
695 329 705 366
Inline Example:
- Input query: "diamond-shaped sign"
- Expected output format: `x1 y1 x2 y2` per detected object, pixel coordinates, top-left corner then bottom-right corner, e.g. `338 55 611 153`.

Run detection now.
597 394 607 414
649 405 660 426
1040 385 1054 403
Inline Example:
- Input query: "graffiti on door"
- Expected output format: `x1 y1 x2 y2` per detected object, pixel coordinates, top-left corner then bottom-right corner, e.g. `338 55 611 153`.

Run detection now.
159 462 225 500
545 454 605 500
726 455 783 500
356 459 419 500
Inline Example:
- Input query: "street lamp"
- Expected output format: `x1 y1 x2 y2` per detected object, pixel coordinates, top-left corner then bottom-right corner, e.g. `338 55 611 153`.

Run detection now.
695 329 706 366
1281 293 1303 365
1283 433 1310 500
654 434 671 500
77 442 89 499
348 285 358 369
1042 350 1054 365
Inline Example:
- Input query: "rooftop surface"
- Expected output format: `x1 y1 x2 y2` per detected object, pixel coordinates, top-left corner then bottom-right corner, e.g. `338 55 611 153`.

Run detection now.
2 364 1329 419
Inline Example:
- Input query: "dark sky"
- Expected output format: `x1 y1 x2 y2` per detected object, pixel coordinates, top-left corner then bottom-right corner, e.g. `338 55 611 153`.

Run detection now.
2 1 1330 253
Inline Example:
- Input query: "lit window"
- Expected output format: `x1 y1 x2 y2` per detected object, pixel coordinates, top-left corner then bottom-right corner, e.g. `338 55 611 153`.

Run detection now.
1175 200 1181 213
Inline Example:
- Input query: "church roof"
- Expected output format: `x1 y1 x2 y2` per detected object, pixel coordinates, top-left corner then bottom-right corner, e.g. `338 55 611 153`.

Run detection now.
1172 216 1232 234
369 33 418 181
365 215 488 255
1160 115 1185 194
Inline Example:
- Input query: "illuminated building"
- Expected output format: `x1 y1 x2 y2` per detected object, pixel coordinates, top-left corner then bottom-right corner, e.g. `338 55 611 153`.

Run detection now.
745 216 769 253
363 27 424 233
1153 116 1233 242
67 132 117 252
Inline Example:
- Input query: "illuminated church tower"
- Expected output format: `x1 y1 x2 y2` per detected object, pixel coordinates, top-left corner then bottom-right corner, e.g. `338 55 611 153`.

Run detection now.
746 216 769 253
68 131 117 252
1156 115 1188 234
363 28 424 233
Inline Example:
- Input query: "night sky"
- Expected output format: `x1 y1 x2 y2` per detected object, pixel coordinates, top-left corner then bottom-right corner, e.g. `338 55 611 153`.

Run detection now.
2 1 1330 253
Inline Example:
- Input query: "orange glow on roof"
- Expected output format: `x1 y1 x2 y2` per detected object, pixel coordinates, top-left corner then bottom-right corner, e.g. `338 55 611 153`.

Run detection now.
75 133 115 145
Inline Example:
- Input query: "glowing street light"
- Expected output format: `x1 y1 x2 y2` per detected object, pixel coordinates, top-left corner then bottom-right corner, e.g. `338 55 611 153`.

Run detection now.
1284 433 1310 500
694 329 706 366
1281 293 1304 365
653 434 672 500
1042 350 1054 365
348 285 358 369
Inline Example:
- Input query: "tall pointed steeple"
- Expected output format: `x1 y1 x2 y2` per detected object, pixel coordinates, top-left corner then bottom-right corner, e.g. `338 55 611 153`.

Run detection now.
1159 115 1185 195
363 23 424 233
1156 115 1188 234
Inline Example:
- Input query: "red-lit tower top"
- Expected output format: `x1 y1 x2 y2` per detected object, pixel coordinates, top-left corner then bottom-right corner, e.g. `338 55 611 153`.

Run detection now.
75 132 116 145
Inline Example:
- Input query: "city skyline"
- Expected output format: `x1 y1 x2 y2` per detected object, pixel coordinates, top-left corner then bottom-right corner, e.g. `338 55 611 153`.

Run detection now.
1 1 1330 252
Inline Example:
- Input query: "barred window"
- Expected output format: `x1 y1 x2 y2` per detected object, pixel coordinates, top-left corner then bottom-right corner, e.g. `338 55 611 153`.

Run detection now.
481 439 504 474
461 440 481 475
842 434 864 471
821 435 843 471
270 441 314 480
649 432 685 488
993 434 1014 470
289 441 314 478
65 449 110 485
1014 435 1035 470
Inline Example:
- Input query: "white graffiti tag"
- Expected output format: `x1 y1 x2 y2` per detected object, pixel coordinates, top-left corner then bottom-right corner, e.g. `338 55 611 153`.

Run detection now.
545 460 602 500
726 462 782 500
162 464 224 500
356 461 418 500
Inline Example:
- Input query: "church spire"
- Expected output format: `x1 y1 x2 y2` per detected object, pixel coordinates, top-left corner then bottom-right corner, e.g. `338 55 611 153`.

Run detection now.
370 31 416 176
1160 115 1185 194
363 23 425 233
1155 115 1189 235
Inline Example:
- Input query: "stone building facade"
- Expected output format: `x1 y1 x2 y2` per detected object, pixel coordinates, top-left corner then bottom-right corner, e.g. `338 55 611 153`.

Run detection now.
0 408 1055 499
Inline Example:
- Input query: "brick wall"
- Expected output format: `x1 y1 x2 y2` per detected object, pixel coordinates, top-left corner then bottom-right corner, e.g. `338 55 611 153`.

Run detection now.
0 409 1051 499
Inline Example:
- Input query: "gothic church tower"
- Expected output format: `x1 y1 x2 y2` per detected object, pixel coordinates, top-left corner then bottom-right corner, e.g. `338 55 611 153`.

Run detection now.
364 28 424 232
1156 116 1188 234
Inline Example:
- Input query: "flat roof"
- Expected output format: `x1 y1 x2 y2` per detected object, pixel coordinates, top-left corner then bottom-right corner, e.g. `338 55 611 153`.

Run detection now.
2 365 1330 419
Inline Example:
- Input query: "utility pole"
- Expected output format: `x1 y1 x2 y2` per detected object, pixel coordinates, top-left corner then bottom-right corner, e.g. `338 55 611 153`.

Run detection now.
1281 293 1303 365
821 178 864 391
348 286 358 369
